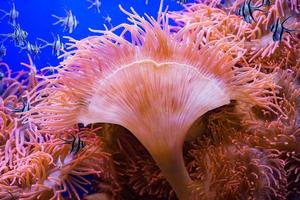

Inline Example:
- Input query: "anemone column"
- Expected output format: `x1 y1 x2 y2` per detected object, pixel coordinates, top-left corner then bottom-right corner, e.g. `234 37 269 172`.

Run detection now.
78 61 231 199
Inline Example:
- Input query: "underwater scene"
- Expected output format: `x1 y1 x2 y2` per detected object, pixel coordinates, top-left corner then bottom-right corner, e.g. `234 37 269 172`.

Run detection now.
0 0 300 199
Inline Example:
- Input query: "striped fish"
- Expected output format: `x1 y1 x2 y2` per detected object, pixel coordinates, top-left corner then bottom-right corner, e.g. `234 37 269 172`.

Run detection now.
62 134 85 154
238 0 264 23
177 0 187 4
270 16 297 42
0 71 4 95
10 99 30 118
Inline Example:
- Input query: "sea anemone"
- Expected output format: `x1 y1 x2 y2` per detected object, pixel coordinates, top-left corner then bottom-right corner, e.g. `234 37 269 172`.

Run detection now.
0 122 111 200
23 1 284 199
187 138 287 200
0 60 112 200
169 0 300 62
112 128 175 199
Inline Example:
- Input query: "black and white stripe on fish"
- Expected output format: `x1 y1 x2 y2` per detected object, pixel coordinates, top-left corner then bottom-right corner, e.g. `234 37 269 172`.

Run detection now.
270 16 298 42
237 0 265 23
61 134 85 155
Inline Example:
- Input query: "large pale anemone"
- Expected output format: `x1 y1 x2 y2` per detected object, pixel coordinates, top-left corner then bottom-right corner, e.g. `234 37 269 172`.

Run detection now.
26 2 281 199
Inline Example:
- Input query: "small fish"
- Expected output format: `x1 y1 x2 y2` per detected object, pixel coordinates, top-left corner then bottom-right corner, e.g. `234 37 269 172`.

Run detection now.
103 14 113 29
87 0 101 13
61 134 85 154
177 0 187 4
52 10 79 34
20 41 44 58
0 3 19 24
5 98 30 118
0 43 6 60
0 71 4 81
237 0 265 23
38 34 64 56
11 98 30 116
0 23 28 46
270 16 297 42
0 70 4 95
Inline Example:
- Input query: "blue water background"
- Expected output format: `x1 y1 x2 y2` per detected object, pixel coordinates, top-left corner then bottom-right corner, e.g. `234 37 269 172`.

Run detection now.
0 0 185 71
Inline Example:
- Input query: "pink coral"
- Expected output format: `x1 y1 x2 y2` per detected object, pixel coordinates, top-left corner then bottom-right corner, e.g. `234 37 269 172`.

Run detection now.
1 0 300 199
0 61 112 200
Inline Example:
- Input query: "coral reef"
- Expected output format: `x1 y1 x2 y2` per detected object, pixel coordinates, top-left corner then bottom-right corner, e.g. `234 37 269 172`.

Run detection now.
0 0 300 199
0 60 113 199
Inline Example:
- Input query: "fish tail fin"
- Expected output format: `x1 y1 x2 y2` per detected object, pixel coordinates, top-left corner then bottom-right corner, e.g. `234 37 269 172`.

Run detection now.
37 37 50 48
0 9 7 14
282 16 292 24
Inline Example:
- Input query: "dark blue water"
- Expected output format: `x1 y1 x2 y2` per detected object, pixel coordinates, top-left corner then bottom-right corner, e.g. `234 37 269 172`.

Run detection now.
0 0 185 71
